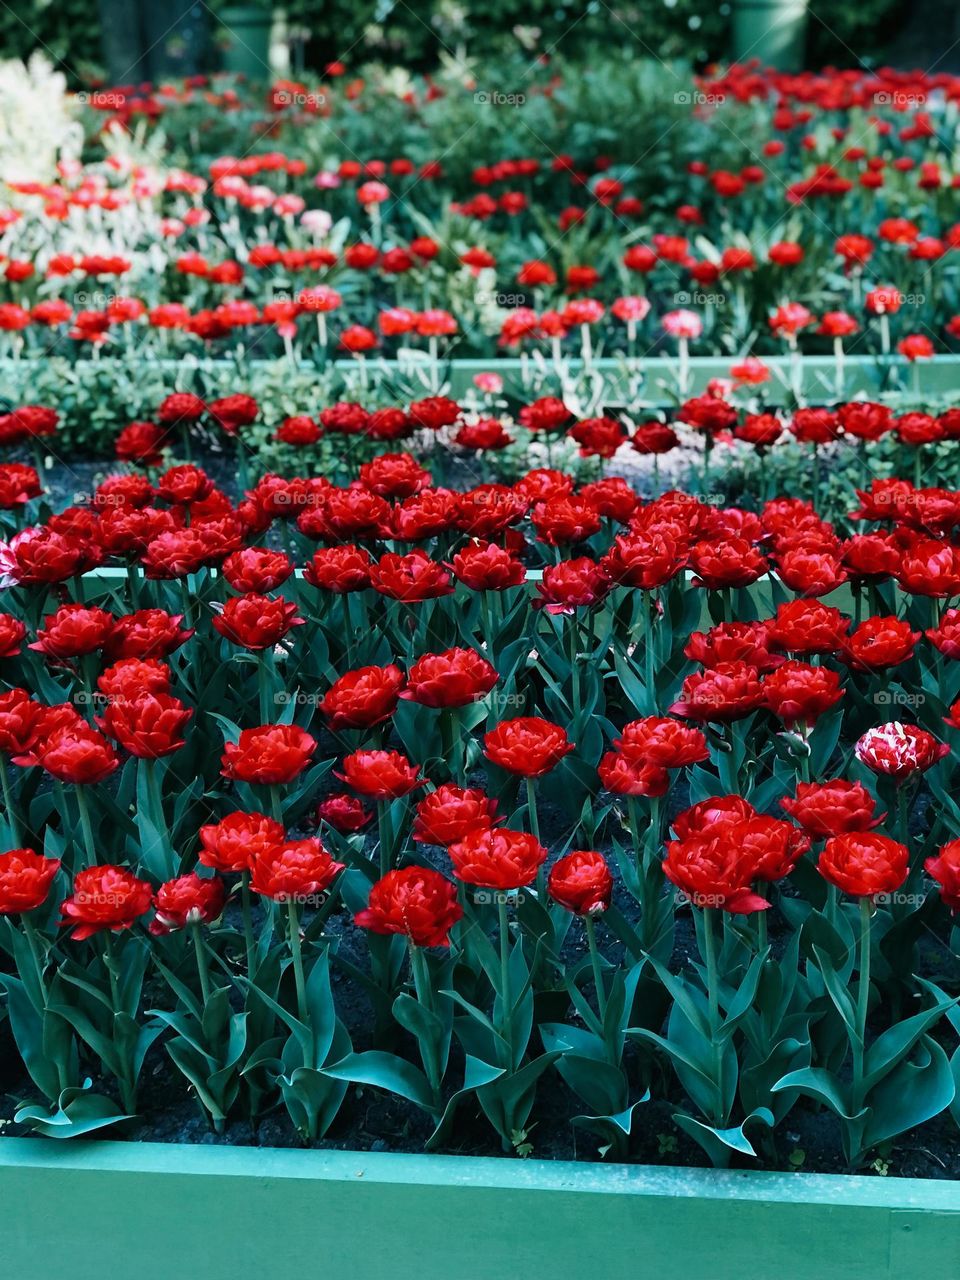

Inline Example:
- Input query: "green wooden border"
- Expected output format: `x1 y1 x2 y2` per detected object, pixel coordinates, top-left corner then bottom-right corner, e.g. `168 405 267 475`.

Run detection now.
0 1137 957 1280
1 354 956 401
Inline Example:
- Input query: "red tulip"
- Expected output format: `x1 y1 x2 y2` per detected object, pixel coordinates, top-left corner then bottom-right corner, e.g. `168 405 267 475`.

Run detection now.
336 748 424 798
412 785 499 847
321 664 404 731
60 865 153 939
483 716 574 777
0 848 61 914
925 840 960 911
221 725 316 785
548 850 613 915
317 793 372 833
355 867 463 946
818 832 908 899
781 780 882 837
401 648 498 708
449 827 548 890
198 810 285 873
249 838 345 902
151 872 226 934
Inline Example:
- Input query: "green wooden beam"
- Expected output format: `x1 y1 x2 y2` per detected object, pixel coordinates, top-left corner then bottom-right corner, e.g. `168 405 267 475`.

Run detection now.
1 354 957 404
0 1138 956 1280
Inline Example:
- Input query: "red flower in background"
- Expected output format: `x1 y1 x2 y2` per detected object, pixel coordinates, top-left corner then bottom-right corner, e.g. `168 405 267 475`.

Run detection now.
208 394 258 434
317 793 372 833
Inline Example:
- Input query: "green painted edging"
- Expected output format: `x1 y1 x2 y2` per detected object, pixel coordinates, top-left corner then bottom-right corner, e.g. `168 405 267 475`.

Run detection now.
0 1138 957 1280
1 354 957 402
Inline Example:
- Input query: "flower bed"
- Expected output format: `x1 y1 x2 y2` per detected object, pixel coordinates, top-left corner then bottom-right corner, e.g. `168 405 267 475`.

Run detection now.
3 59 960 372
1 438 960 1176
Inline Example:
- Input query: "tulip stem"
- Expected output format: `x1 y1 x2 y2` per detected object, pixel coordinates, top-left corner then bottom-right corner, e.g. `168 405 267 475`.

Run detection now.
702 906 724 1125
258 654 273 724
240 871 256 975
525 777 540 841
497 897 514 1071
377 799 392 878
286 900 311 1065
0 754 21 845
75 786 97 867
192 921 212 1005
584 914 607 1023
568 619 581 721
269 785 284 825
852 897 873 1111
410 944 442 1107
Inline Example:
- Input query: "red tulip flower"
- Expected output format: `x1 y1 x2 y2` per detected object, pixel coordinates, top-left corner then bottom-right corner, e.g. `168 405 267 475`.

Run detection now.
355 866 463 947
0 848 61 914
199 810 285 873
151 872 226 934
818 832 909 899
250 838 345 902
449 827 548 890
483 716 574 777
60 865 153 939
548 850 613 915
221 725 316 785
401 648 499 708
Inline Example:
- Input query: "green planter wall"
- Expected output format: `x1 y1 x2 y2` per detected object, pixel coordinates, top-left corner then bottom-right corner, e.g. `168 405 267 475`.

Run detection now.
0 1138 957 1280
